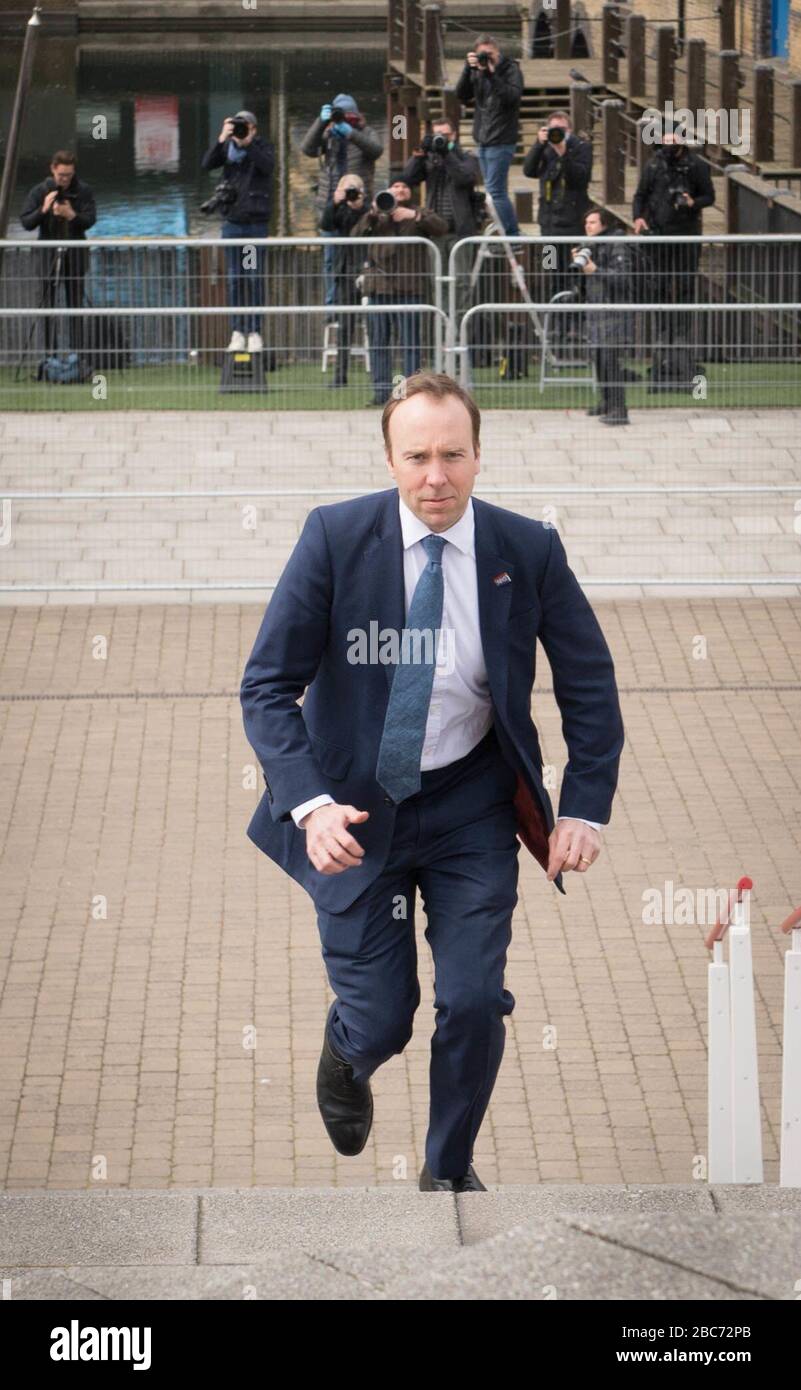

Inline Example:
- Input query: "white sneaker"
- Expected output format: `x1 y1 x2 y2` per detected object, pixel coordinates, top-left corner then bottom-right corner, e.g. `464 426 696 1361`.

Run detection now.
227 331 246 351
247 332 263 353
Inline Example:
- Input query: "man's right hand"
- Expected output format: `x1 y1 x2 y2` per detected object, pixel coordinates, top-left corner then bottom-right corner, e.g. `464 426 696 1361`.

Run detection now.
42 189 60 213
633 217 649 234
219 118 235 143
466 50 479 67
300 803 369 874
537 125 549 144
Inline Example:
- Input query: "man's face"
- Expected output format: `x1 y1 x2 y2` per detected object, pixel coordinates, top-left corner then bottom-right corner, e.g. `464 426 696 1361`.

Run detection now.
585 212 603 237
661 132 684 158
385 394 480 533
432 122 454 144
390 180 411 204
51 164 74 189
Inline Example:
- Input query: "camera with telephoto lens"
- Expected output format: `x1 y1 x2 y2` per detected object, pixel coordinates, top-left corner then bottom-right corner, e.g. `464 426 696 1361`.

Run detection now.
200 180 237 215
344 185 362 202
229 117 250 139
375 189 396 213
330 107 346 124
570 245 593 271
547 126 567 143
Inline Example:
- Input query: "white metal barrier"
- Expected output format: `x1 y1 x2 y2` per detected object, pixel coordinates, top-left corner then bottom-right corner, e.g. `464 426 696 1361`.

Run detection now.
706 877 763 1184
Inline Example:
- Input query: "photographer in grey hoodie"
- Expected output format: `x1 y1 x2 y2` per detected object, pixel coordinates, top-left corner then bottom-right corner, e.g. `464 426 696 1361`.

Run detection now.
302 93 383 305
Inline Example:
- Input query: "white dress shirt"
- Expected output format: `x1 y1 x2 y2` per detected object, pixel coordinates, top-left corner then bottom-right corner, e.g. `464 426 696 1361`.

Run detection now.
291 494 601 833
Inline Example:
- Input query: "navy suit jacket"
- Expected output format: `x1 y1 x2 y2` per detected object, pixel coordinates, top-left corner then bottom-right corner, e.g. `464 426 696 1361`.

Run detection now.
240 488 624 913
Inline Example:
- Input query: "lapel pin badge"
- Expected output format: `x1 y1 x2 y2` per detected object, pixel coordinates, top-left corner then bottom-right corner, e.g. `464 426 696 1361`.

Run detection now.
492 571 512 587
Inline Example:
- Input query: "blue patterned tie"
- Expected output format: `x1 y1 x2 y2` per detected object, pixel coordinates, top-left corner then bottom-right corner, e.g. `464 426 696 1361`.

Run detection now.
375 533 447 803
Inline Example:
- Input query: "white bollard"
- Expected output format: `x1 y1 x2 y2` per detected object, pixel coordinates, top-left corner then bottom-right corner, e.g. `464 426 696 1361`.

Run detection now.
779 906 801 1187
705 877 762 1183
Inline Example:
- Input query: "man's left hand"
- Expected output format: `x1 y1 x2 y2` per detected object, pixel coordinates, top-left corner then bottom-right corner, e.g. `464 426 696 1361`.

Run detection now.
392 206 417 221
546 819 601 880
54 200 76 221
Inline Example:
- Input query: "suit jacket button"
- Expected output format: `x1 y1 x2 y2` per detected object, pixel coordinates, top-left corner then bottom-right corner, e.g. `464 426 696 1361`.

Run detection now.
383 794 394 806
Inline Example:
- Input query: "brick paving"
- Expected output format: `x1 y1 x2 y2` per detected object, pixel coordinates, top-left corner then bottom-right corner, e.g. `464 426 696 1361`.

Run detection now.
1 593 799 1188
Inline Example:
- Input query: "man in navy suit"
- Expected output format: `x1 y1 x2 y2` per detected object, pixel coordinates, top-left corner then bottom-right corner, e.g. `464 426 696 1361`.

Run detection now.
240 372 624 1191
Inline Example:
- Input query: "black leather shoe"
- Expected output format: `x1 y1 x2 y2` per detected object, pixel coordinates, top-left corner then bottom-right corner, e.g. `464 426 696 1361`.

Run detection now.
419 1162 486 1192
316 1024 373 1156
586 403 605 416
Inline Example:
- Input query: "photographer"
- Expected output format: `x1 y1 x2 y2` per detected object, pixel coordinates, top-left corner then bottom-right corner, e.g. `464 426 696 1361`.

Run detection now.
20 150 97 355
571 207 634 426
319 174 366 388
301 94 383 306
201 110 274 353
455 33 523 237
401 116 481 325
632 129 714 382
523 111 592 298
351 179 447 405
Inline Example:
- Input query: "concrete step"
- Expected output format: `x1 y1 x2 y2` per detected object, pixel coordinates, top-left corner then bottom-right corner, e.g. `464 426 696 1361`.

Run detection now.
2 1184 800 1299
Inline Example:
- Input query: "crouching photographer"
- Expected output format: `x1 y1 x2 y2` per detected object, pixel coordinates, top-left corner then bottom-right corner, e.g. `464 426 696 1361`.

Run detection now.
572 207 634 426
351 180 447 406
201 110 274 352
319 175 366 388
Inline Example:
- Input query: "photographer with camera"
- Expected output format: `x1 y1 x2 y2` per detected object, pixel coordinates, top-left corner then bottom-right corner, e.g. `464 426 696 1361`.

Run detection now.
455 34 523 237
351 179 447 405
523 111 592 300
201 110 274 353
20 150 97 356
319 174 367 389
571 207 634 427
401 116 482 326
632 128 714 386
301 94 383 306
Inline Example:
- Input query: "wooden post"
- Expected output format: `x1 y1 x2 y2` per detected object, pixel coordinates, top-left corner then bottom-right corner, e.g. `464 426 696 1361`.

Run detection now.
753 65 774 165
719 51 740 124
403 0 420 75
570 82 592 139
602 99 626 204
388 0 402 64
423 4 441 86
555 0 571 61
626 14 646 102
636 115 654 183
792 79 801 169
655 26 676 111
686 38 706 118
718 0 736 53
602 4 620 85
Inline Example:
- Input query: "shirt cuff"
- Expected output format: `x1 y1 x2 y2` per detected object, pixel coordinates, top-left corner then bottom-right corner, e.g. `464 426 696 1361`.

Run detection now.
291 794 334 828
558 815 602 832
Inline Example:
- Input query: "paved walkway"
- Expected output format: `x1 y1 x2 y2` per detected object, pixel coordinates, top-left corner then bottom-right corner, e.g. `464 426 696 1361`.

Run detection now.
2 1184 800 1299
0 593 798 1189
1 408 799 600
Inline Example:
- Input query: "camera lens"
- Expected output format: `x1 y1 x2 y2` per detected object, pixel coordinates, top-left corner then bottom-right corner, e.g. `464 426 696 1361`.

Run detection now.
375 189 396 213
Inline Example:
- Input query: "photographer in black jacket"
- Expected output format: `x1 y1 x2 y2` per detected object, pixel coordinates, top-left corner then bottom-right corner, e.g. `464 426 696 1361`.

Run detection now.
20 150 97 355
319 173 367 389
632 128 714 373
571 207 634 426
455 34 523 236
523 111 592 300
201 110 274 352
401 116 482 326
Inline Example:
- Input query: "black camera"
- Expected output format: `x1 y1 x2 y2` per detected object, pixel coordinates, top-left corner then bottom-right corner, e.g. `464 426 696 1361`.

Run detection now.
422 132 449 155
200 180 237 215
344 185 362 202
330 107 346 124
375 189 397 213
477 51 491 66
547 126 568 144
50 184 73 203
668 183 691 211
230 117 250 139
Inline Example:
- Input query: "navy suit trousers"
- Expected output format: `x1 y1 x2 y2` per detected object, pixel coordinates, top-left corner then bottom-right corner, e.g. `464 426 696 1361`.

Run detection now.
316 723 520 1179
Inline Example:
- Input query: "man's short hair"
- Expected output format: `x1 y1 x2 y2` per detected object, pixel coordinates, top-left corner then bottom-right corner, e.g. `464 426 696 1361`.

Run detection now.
432 114 456 133
51 150 76 167
382 371 481 453
474 32 499 48
547 110 571 125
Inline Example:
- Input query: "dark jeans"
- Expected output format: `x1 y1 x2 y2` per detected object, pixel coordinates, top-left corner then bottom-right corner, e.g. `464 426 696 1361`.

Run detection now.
221 220 268 334
316 724 520 1179
367 293 421 402
592 346 627 417
646 237 701 341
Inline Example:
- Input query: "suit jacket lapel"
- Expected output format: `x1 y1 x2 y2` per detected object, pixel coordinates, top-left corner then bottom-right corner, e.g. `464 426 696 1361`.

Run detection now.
473 497 513 716
361 489 405 693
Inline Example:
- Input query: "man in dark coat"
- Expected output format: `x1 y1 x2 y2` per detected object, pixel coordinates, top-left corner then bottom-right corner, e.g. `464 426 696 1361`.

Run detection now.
201 110 274 352
523 110 592 301
401 115 482 326
455 33 523 236
572 207 635 426
20 150 97 354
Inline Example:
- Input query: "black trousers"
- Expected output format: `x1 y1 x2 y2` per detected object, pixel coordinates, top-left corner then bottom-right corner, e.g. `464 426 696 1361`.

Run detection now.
39 259 86 354
592 346 627 417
